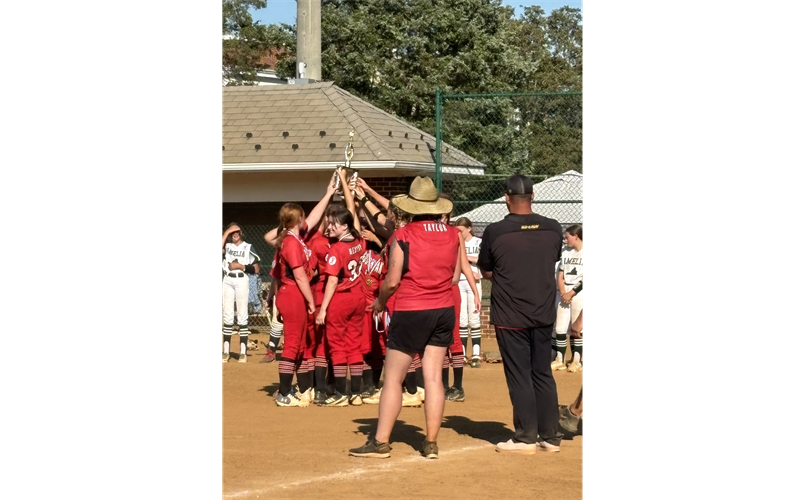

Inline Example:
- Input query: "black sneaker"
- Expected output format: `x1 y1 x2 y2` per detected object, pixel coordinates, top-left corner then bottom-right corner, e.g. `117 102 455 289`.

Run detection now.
349 438 391 458
446 386 465 402
420 440 438 459
312 389 327 405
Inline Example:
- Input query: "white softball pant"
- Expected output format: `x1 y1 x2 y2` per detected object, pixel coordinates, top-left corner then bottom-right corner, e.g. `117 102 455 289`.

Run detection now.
458 280 481 329
222 274 249 328
555 289 583 335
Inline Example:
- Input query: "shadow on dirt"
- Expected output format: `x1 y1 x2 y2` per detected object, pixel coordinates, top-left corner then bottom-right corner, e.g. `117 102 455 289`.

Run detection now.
260 383 280 396
352 418 425 452
440 415 514 444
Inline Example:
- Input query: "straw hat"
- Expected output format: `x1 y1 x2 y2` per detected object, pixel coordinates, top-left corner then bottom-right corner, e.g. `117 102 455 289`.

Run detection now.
393 177 453 215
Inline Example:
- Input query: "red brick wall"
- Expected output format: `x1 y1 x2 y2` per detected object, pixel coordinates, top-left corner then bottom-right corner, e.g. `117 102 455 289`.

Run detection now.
363 176 413 199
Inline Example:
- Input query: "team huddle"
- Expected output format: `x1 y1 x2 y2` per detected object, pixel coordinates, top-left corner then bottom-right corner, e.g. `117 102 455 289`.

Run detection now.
222 171 583 458
223 170 482 410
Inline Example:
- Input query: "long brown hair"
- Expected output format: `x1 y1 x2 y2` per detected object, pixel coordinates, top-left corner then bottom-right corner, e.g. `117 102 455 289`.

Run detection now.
325 204 361 240
276 203 305 251
453 217 474 236
565 224 582 241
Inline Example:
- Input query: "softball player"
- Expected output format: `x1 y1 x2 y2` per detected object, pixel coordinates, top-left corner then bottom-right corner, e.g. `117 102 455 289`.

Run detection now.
271 204 317 407
316 204 366 406
453 217 483 367
222 223 260 363
445 230 482 402
552 224 583 372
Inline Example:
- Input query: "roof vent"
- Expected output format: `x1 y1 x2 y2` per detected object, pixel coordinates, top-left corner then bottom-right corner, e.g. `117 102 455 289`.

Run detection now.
388 131 393 137
254 144 261 150
319 130 327 137
246 132 253 139
292 144 299 150
282 131 289 138
329 143 336 149
420 134 424 139
404 133 408 139
415 144 419 150
222 146 225 151
399 143 403 149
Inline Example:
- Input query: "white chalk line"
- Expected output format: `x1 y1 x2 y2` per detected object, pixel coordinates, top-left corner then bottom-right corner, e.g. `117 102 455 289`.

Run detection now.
223 442 493 499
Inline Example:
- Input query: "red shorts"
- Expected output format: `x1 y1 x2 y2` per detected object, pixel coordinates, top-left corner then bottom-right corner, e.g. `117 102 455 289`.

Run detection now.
276 284 308 361
304 287 325 359
324 286 365 365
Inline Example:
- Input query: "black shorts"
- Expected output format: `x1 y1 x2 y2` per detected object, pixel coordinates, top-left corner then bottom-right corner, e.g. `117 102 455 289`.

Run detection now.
386 307 455 354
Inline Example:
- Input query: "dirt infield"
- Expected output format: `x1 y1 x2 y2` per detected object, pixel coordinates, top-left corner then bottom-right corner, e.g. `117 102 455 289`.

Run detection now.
223 335 582 499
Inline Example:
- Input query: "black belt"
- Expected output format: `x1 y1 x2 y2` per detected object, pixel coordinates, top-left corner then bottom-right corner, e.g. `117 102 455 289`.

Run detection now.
227 272 245 278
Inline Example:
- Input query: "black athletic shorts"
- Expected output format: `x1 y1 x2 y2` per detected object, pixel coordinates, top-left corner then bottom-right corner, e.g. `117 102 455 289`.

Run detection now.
386 307 455 354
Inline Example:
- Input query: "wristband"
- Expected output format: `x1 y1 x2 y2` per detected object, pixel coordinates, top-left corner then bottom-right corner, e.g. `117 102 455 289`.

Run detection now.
244 264 256 274
571 282 583 293
360 196 369 204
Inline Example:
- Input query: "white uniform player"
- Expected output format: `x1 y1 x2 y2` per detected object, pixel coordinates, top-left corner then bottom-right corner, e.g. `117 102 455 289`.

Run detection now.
454 218 483 367
552 224 583 372
222 223 259 363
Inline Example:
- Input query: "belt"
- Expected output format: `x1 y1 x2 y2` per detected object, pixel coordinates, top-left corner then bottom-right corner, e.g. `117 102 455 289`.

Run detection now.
227 272 245 278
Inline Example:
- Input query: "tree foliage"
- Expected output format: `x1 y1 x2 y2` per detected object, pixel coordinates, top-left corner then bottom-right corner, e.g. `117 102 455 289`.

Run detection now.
227 0 583 175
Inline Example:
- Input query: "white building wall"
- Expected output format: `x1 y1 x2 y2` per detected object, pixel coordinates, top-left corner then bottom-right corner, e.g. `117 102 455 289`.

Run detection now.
223 171 336 202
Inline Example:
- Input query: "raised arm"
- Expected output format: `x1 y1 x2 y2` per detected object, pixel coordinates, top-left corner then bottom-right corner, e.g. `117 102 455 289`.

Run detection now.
338 168 361 233
264 174 337 247
222 225 240 252
357 177 390 210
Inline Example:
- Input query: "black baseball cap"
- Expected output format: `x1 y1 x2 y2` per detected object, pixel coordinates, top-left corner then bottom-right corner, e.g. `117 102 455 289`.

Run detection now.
505 174 533 195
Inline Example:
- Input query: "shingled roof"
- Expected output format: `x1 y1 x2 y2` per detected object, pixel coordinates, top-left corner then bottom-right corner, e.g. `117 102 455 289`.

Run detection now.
222 82 484 173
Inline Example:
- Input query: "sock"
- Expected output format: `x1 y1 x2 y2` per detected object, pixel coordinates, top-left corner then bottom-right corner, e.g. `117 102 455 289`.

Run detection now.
442 367 450 389
278 357 295 395
555 333 567 363
570 338 583 362
268 331 282 352
349 364 363 394
470 328 481 357
314 365 327 392
404 372 418 394
362 365 374 391
371 359 384 387
327 360 336 387
298 359 314 392
223 324 233 353
333 365 348 394
239 334 248 356
453 367 464 389
460 327 468 357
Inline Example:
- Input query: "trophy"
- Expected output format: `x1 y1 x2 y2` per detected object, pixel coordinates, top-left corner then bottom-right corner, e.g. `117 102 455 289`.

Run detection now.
333 130 358 197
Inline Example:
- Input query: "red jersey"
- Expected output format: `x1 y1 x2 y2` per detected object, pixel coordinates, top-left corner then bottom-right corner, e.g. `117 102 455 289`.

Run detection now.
392 221 459 311
357 246 384 304
306 231 331 298
322 237 366 293
271 232 314 286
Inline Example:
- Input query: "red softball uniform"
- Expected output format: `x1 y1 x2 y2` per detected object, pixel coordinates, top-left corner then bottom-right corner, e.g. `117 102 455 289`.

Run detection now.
303 231 331 358
358 246 385 354
392 221 459 312
272 233 314 361
322 237 366 365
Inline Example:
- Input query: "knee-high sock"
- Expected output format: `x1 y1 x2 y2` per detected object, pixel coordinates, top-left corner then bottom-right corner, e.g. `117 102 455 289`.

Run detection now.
555 333 568 363
349 364 363 394
470 328 482 358
222 324 233 353
333 364 348 394
278 357 295 396
570 337 583 362
460 327 469 357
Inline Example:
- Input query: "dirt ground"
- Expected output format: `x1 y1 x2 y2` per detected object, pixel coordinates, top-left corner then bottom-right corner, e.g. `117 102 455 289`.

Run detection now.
223 335 582 500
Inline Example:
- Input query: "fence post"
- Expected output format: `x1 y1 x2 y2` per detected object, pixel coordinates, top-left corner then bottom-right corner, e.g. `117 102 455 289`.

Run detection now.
435 88 442 191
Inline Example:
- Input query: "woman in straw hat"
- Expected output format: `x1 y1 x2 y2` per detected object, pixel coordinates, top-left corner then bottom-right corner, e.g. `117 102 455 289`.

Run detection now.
349 177 461 460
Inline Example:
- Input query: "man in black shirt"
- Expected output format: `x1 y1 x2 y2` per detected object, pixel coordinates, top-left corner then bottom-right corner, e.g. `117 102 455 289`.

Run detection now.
477 174 564 454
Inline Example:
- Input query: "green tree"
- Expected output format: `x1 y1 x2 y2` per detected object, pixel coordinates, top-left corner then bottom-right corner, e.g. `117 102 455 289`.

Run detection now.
222 0 295 85
245 1 582 176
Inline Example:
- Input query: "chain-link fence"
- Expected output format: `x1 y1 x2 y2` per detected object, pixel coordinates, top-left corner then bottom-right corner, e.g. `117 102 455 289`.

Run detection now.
434 91 582 233
433 92 582 301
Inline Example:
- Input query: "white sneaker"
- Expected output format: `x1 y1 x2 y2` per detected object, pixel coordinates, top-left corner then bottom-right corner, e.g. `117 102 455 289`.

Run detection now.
238 354 247 363
295 387 313 406
539 440 561 453
222 352 230 363
402 391 422 407
566 360 582 373
349 394 363 406
550 358 566 371
495 439 537 455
